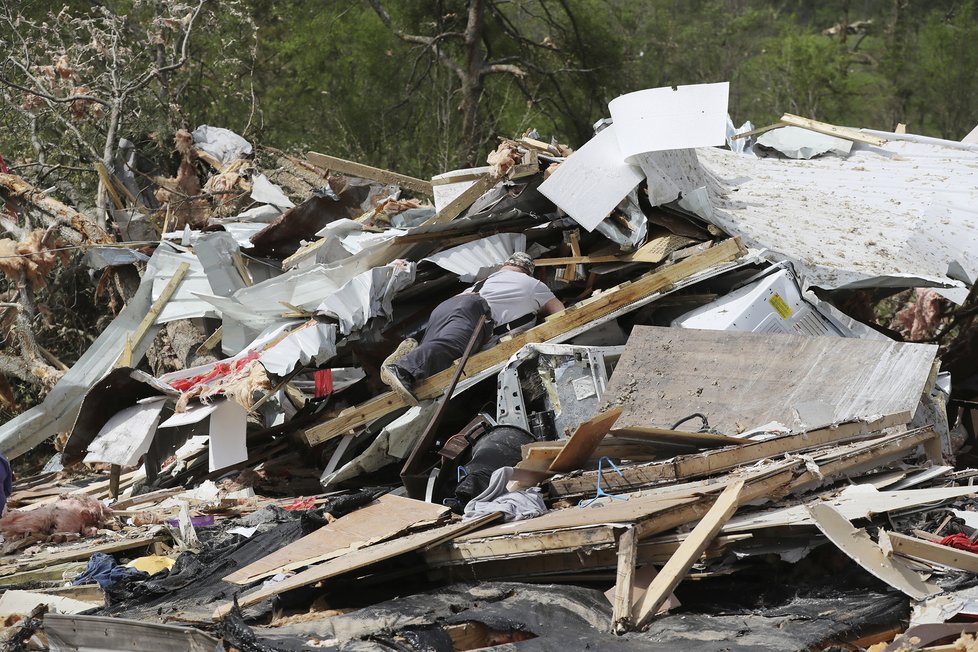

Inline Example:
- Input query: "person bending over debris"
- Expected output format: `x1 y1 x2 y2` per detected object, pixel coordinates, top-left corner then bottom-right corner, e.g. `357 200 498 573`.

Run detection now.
382 252 563 404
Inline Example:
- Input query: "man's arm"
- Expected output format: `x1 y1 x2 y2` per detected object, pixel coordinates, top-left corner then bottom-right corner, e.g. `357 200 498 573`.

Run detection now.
541 297 564 316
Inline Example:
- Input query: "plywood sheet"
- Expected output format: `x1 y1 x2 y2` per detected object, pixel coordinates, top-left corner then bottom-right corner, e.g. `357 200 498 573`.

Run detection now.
549 407 623 472
223 494 449 584
214 514 498 618
605 326 936 435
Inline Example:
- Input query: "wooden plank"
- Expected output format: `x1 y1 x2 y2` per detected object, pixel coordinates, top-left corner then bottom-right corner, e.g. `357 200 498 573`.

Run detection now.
111 486 186 511
421 172 500 225
885 531 978 573
117 262 189 367
304 238 747 446
780 113 888 146
537 235 694 267
306 151 432 196
222 494 449 585
611 527 637 633
0 535 168 576
728 121 788 141
808 503 938 600
548 407 623 472
549 414 908 498
610 426 745 448
212 513 500 619
632 480 744 629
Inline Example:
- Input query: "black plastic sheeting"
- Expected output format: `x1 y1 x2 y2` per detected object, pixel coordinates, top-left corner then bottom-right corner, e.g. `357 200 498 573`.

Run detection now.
243 581 908 651
102 491 383 622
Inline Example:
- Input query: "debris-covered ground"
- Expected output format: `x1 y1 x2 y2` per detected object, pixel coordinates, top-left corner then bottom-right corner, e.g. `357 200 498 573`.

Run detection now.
1 83 978 651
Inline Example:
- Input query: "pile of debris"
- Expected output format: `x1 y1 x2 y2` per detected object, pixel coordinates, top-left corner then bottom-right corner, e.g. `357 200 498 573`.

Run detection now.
1 82 978 651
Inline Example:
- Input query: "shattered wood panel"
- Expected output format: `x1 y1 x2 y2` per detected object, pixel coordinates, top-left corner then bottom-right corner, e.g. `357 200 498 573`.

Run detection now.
304 238 748 445
548 416 906 498
442 465 796 564
604 326 935 435
223 494 449 584
212 513 500 618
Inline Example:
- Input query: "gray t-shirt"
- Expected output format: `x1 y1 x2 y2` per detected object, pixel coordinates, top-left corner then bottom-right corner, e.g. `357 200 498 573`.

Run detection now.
476 269 556 325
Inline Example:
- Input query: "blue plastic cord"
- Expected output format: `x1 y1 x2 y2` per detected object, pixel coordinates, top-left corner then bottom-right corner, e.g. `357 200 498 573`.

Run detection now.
578 456 628 507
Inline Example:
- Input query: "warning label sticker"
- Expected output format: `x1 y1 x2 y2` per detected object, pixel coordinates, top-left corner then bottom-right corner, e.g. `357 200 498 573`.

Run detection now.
769 293 794 319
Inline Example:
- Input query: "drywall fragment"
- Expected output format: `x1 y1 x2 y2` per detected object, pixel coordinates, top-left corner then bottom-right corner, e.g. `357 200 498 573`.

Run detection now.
808 502 938 600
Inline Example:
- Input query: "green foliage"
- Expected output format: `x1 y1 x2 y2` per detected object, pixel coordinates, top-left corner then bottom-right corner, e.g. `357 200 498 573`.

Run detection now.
4 0 978 182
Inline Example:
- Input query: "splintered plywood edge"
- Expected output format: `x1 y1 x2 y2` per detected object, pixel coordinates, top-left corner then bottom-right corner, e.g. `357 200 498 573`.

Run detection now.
306 151 433 196
632 480 744 629
211 513 501 619
549 414 910 498
304 238 747 446
808 503 938 600
222 494 450 585
549 407 623 473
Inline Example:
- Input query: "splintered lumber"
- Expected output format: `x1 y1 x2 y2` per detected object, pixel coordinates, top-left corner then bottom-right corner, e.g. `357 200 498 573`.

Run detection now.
610 426 745 449
883 531 978 574
536 235 694 267
211 512 502 619
728 122 787 141
612 527 638 632
306 151 433 196
223 494 449 585
304 237 747 446
439 463 795 563
808 503 938 600
548 414 909 498
432 427 939 568
780 113 888 147
422 172 501 225
548 407 623 472
0 535 168 577
117 262 190 367
632 480 744 629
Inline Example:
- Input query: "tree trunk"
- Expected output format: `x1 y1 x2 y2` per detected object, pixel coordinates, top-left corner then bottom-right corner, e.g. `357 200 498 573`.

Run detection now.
461 0 486 167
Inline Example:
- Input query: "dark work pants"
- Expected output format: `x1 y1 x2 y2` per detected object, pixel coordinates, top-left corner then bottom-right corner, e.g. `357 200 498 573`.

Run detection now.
396 294 490 381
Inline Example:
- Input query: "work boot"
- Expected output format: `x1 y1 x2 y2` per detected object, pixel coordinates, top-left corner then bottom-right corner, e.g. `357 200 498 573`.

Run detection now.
382 364 419 406
382 338 418 368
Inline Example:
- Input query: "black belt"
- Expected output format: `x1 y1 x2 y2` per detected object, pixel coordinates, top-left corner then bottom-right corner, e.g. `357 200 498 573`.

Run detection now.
459 292 534 335
492 311 535 335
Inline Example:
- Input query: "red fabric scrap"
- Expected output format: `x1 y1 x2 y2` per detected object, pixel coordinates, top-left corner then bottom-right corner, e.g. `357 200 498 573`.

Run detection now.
283 497 316 511
314 369 333 397
939 533 978 554
169 350 260 392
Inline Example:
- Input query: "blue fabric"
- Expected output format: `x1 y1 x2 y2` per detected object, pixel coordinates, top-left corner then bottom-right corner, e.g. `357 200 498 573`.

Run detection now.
0 453 11 515
72 552 149 590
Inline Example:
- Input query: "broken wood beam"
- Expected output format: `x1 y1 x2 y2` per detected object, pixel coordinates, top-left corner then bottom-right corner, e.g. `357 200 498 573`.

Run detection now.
547 414 909 499
632 479 744 629
211 512 502 618
117 262 190 367
611 527 638 634
883 531 978 574
422 172 502 226
780 113 888 146
304 237 747 446
306 151 433 196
